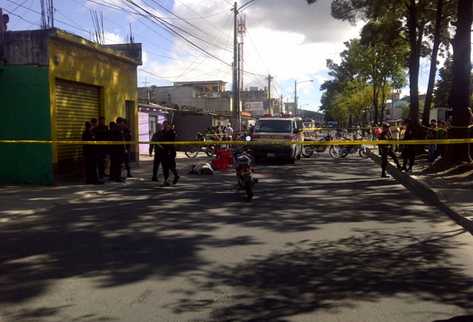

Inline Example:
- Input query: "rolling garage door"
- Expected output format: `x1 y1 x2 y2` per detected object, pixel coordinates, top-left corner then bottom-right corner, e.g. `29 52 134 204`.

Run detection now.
55 80 100 162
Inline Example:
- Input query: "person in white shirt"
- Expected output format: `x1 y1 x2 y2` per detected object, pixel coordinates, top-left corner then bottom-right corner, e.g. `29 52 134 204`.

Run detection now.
225 124 234 140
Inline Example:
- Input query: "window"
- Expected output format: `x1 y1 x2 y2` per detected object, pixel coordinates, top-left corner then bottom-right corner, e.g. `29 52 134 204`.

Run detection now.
255 120 293 133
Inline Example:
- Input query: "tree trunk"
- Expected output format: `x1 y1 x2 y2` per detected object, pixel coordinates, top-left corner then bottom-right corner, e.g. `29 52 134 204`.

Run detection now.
380 84 387 122
422 0 444 127
448 0 472 163
407 0 421 124
372 85 379 124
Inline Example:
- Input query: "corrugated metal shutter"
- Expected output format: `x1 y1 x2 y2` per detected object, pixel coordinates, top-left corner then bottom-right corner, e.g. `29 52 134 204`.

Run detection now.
55 80 100 162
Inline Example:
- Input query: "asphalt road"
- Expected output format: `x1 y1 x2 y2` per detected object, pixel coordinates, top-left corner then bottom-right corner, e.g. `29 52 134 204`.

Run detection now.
1 155 473 322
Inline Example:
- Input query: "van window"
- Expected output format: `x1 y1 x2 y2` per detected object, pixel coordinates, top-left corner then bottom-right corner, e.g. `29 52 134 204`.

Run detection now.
255 120 293 133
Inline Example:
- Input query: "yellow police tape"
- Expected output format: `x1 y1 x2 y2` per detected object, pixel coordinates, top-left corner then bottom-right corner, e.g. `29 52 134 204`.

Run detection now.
2 138 473 146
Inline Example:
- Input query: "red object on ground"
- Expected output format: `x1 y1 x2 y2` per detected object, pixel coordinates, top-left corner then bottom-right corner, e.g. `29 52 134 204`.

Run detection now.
212 148 233 171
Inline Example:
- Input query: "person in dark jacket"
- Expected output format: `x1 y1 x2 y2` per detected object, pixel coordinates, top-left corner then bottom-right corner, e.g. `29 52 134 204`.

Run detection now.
122 119 133 178
161 121 180 186
82 121 101 184
109 121 125 182
380 123 401 178
94 116 109 179
401 120 417 173
149 124 164 182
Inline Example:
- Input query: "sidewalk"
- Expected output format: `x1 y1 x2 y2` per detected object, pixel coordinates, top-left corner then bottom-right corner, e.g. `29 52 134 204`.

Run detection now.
368 150 473 232
0 154 212 224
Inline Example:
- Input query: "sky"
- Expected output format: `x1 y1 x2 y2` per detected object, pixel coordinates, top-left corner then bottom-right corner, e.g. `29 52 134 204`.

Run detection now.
2 0 437 111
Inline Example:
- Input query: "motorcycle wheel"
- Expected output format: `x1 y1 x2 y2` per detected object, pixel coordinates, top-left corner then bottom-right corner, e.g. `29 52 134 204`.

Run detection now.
302 146 315 158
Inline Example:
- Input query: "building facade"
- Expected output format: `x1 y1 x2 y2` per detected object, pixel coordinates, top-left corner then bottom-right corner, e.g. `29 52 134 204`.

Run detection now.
0 28 142 184
139 81 232 115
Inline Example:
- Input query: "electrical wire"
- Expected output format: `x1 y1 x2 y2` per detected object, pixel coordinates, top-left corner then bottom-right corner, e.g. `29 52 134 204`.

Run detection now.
2 7 37 27
5 0 90 35
125 0 232 67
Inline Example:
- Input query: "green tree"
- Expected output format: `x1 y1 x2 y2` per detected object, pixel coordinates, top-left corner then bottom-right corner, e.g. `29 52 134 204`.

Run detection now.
307 0 432 124
422 0 456 126
448 0 472 162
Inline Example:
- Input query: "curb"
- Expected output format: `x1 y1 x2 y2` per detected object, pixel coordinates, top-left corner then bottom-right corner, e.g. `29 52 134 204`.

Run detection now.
367 151 473 233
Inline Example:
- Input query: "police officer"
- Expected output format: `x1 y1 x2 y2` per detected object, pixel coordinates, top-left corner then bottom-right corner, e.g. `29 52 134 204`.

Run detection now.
122 119 133 178
94 116 109 179
149 123 163 182
82 121 101 184
161 121 180 186
109 120 125 182
380 122 401 178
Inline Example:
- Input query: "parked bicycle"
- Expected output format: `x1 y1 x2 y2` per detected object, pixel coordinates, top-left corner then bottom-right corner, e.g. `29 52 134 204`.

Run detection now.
184 133 217 159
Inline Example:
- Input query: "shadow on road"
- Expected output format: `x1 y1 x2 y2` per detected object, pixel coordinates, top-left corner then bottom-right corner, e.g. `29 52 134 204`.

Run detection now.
0 157 470 320
170 229 473 322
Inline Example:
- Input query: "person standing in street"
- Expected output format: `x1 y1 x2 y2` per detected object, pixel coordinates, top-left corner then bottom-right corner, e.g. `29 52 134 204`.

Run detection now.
149 123 164 182
82 121 101 184
122 119 133 178
427 119 439 163
161 121 179 186
109 120 125 182
401 119 417 173
94 116 109 180
225 123 234 141
380 123 401 178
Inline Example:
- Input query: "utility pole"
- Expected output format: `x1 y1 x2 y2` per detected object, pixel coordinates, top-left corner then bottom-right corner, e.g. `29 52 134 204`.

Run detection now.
267 74 273 114
280 95 283 115
0 9 8 32
232 2 240 132
294 80 298 116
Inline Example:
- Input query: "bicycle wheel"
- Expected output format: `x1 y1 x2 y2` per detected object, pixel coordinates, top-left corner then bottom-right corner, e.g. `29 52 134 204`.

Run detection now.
328 146 341 159
359 146 369 158
185 147 199 159
206 145 216 157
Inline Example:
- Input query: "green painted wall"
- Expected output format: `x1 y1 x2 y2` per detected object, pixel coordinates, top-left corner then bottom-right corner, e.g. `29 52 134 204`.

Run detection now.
0 65 53 185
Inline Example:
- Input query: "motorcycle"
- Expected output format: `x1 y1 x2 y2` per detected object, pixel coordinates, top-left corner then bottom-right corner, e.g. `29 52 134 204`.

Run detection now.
302 134 333 158
328 136 369 159
233 137 257 201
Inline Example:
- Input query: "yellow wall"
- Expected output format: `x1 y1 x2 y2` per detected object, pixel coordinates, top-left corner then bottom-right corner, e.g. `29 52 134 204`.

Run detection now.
48 34 139 162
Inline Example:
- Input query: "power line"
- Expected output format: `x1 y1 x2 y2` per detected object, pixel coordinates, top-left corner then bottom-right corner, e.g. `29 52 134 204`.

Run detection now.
2 7 37 27
5 0 90 35
125 0 232 67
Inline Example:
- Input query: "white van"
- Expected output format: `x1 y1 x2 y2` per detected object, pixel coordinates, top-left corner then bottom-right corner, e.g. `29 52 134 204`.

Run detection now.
251 117 303 163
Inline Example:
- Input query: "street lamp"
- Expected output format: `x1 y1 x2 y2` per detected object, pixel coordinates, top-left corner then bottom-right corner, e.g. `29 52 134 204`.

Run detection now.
294 79 314 116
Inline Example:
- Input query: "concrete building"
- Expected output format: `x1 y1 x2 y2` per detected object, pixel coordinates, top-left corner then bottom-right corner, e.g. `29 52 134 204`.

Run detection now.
139 81 232 115
240 87 282 116
0 28 142 184
284 102 297 116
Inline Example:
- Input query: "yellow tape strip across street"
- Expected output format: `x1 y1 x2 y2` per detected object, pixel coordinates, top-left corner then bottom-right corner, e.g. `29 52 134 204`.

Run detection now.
2 139 473 146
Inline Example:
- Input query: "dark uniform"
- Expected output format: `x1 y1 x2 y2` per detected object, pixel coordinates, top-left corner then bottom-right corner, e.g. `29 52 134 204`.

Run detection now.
94 123 109 179
161 128 179 185
82 125 99 184
109 123 125 182
149 131 164 181
123 125 133 177
380 126 401 178
401 123 420 172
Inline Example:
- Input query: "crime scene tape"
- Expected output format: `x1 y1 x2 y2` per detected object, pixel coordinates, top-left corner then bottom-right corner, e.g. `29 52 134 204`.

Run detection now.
2 138 473 146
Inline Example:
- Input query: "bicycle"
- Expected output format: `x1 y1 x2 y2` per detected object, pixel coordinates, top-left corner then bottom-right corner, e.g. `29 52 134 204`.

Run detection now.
184 133 217 159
